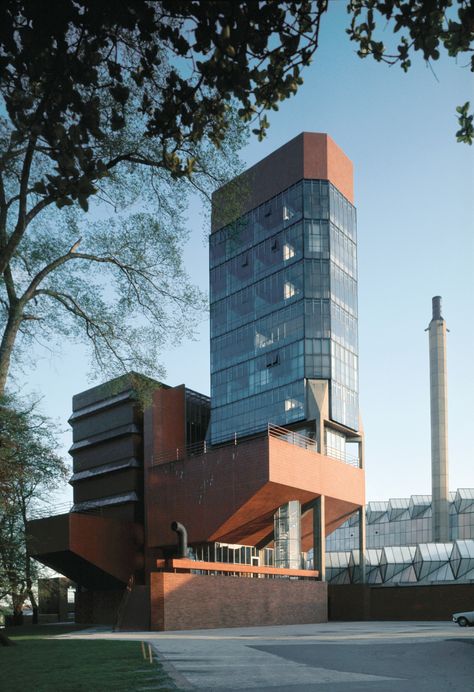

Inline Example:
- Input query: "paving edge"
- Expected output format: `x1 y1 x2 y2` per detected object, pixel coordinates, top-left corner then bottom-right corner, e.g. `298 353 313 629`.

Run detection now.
150 641 195 690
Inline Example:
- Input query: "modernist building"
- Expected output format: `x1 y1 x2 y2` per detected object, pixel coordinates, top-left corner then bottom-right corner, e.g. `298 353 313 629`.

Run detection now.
28 134 366 630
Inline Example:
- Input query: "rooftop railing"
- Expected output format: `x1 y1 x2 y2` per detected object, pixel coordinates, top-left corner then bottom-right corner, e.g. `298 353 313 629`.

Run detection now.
27 501 73 520
27 501 109 521
325 445 359 467
156 557 319 580
151 423 360 468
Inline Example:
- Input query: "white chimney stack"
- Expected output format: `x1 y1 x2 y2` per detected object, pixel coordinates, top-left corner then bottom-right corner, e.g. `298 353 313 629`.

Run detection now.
427 296 450 542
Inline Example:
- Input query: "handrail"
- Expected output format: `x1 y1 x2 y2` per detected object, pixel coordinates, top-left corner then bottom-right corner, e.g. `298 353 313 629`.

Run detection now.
324 445 359 467
27 502 111 521
268 424 317 452
150 423 359 468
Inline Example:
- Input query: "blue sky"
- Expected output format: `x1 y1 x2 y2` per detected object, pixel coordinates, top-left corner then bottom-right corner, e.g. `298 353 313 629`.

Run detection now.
22 3 473 503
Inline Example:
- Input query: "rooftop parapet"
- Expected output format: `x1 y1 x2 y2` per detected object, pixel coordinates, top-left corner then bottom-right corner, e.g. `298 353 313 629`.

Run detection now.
211 132 354 232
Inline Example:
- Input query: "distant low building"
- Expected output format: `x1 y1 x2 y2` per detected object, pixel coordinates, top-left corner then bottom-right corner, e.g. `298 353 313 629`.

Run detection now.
325 489 474 584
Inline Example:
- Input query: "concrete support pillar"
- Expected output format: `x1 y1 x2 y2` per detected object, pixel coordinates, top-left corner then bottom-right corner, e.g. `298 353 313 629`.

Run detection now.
358 506 366 583
358 433 365 470
274 500 301 569
312 495 326 581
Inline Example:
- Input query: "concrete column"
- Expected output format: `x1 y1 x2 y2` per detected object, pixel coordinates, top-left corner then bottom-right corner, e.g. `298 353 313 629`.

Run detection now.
427 296 450 542
274 500 301 569
358 433 365 470
312 495 326 581
358 506 366 583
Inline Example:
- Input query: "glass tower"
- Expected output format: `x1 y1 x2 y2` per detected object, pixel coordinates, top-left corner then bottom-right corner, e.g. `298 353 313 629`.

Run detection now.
209 135 359 448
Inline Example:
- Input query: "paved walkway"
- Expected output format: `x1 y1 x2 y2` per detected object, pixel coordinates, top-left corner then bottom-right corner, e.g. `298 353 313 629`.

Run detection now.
57 621 474 691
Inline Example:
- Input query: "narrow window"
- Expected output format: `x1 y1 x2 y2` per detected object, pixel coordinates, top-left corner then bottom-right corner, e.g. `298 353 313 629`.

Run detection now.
266 351 279 368
284 281 296 299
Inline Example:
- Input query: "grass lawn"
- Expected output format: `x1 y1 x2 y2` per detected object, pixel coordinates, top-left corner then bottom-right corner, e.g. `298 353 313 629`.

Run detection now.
1 625 175 691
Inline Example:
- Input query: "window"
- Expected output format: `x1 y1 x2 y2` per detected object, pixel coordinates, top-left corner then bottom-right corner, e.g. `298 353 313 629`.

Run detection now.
284 281 296 299
283 243 295 260
266 351 279 368
255 331 271 349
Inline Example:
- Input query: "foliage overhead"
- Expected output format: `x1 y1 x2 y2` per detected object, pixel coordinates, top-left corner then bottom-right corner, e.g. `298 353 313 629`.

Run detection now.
0 1 325 393
0 0 322 257
347 0 474 143
0 1 471 397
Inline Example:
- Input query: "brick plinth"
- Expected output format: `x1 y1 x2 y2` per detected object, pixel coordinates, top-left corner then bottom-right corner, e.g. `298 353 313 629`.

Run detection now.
328 583 474 621
150 572 327 631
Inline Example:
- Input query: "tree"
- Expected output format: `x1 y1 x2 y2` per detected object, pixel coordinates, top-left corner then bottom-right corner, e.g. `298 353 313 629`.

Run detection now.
0 395 68 627
0 1 471 397
0 0 323 395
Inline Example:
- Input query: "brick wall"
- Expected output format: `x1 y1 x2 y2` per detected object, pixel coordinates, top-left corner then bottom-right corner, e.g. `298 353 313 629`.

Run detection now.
75 589 123 625
211 132 354 232
329 583 474 621
150 572 327 631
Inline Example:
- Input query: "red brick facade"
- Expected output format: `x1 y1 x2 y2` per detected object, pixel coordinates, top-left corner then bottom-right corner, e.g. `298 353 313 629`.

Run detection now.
147 435 364 552
328 583 474 621
212 132 354 232
150 572 328 631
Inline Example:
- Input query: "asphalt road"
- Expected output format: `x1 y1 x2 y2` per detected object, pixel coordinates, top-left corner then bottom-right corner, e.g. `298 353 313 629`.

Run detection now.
59 621 474 691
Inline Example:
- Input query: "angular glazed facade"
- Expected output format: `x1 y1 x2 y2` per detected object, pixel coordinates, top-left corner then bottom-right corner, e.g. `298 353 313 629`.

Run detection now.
326 539 474 585
210 133 360 447
327 488 474 552
326 489 474 585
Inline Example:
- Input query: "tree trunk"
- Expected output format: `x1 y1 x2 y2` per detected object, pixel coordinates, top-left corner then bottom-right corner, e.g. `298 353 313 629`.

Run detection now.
11 609 23 626
11 591 25 626
0 307 22 398
0 631 16 646
27 585 39 625
24 516 38 626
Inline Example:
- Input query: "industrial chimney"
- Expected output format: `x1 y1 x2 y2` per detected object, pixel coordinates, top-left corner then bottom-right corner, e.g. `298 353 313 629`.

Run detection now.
427 296 450 542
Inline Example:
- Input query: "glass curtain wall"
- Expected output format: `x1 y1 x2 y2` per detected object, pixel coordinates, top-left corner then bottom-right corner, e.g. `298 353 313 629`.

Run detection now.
210 179 359 443
326 490 474 552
